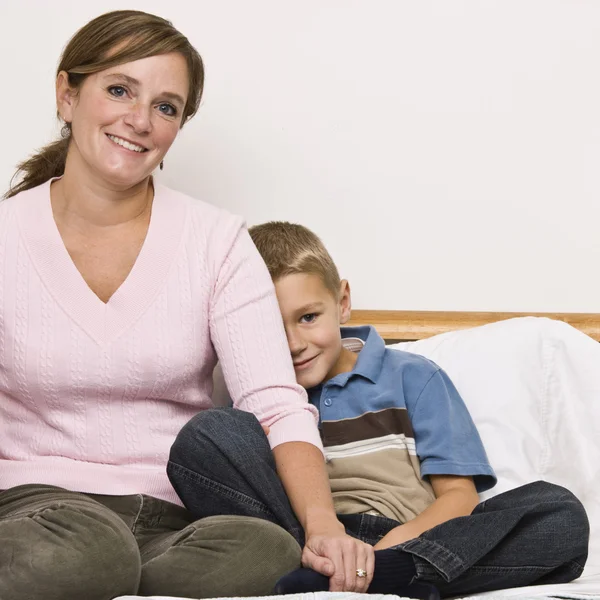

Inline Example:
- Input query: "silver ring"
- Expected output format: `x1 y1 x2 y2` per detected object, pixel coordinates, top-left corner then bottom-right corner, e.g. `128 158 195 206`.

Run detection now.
356 568 367 578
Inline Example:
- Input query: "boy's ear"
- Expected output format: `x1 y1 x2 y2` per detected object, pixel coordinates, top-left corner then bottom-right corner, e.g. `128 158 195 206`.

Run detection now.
338 279 352 324
56 71 78 124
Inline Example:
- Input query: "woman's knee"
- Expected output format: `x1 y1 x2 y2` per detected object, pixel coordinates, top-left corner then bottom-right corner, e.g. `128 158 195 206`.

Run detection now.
205 515 302 595
140 515 301 598
0 500 140 600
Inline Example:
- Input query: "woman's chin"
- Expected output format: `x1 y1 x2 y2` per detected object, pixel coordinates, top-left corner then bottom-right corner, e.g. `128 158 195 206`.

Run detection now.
99 166 154 189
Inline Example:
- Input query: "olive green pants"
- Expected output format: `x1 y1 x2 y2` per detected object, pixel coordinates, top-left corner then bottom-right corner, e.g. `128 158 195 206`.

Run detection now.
0 484 301 600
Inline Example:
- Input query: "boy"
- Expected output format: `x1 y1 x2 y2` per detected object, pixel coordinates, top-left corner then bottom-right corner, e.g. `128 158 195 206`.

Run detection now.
244 221 588 597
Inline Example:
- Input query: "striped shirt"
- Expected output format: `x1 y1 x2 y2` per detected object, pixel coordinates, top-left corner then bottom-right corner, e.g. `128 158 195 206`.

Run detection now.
307 326 496 522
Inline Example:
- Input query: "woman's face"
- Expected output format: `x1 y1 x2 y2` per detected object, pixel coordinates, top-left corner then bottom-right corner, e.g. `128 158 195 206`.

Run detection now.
57 52 189 188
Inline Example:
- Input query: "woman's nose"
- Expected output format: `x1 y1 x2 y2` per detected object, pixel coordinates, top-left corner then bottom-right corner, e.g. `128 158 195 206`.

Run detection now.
123 102 152 133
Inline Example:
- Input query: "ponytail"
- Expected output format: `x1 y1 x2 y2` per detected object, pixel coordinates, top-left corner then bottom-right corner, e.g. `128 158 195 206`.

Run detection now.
4 128 70 199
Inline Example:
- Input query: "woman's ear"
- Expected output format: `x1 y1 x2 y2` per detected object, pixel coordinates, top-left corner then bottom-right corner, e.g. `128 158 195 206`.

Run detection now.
56 71 77 124
338 279 352 324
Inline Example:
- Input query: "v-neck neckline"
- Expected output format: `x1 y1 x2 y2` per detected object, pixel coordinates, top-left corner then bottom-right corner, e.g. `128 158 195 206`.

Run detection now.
16 178 188 345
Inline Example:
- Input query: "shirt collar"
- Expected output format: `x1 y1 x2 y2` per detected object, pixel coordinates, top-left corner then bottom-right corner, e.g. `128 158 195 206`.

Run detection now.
307 326 386 400
337 325 385 385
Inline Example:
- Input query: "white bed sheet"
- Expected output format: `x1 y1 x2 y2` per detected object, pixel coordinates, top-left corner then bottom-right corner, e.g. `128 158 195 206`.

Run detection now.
463 567 600 597
117 571 600 600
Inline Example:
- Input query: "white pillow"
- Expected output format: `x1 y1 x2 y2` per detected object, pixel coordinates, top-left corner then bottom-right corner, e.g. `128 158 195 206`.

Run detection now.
390 316 600 574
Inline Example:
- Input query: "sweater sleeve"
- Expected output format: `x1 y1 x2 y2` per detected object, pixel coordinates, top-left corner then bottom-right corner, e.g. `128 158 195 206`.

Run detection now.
208 215 323 453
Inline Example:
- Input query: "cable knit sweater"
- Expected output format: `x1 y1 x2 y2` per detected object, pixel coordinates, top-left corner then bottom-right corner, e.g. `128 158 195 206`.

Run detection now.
0 180 321 504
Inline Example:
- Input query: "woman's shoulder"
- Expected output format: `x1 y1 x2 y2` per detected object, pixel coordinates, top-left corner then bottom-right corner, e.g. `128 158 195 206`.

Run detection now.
156 184 246 252
0 181 49 218
0 195 16 216
157 184 243 225
0 196 16 229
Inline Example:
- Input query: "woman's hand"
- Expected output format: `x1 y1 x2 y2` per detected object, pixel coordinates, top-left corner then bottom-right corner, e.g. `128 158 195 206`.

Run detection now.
271 442 375 591
302 527 375 592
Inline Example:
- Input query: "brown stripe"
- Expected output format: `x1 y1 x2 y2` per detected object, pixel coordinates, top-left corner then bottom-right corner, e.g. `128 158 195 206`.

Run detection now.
322 407 414 447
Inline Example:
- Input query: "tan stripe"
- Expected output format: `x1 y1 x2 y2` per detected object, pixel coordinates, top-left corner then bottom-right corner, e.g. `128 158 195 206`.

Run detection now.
322 407 414 447
327 448 435 523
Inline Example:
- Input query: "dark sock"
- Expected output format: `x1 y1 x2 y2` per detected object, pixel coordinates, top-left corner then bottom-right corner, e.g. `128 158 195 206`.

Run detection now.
368 548 417 592
273 568 327 594
274 548 439 599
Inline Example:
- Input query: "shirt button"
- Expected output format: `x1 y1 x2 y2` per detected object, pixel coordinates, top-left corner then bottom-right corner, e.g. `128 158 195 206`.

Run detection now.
323 398 333 407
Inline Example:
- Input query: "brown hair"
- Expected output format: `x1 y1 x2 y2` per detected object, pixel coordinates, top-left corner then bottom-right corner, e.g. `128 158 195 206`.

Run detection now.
5 10 204 198
249 221 341 298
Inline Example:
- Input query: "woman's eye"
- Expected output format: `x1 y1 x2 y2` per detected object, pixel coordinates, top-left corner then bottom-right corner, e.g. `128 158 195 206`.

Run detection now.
158 103 177 117
108 86 127 98
300 313 317 324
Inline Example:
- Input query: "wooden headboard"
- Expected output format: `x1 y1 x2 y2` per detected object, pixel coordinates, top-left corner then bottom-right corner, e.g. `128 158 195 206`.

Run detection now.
347 310 600 342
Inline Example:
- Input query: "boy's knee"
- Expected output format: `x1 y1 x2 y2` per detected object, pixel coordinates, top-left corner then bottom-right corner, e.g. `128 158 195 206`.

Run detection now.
552 486 590 545
530 481 588 517
172 407 260 457
0 503 140 600
189 407 258 432
514 481 586 510
528 481 590 563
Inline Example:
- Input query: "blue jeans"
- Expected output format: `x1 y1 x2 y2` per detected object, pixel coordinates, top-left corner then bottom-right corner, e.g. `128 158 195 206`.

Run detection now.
167 408 589 598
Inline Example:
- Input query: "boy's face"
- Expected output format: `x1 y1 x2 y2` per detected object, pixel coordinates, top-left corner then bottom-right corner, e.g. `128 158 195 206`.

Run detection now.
274 273 356 389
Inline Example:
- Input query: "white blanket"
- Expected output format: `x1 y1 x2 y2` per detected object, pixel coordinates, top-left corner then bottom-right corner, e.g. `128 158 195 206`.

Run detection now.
391 316 600 580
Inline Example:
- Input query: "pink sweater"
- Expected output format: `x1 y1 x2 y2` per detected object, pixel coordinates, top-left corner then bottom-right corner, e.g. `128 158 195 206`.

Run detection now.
0 180 321 504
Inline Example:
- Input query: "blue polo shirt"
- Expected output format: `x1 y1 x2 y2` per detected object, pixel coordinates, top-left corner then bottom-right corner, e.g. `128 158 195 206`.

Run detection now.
306 325 496 521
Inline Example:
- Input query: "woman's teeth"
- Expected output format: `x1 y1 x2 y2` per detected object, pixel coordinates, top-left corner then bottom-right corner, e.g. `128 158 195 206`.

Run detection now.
107 135 146 153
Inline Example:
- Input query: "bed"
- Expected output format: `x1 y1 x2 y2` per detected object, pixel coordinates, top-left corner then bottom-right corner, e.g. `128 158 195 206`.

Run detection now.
119 310 600 600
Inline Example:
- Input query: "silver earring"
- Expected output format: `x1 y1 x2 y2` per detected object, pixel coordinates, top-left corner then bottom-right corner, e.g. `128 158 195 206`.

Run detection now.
61 122 72 138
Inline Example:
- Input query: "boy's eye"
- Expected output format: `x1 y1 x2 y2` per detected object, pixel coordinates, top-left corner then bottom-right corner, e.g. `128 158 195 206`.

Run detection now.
158 103 177 117
108 85 127 98
300 313 317 324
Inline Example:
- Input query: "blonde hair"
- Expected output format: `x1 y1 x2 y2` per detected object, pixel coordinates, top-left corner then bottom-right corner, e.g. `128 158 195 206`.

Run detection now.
6 10 204 198
249 221 341 298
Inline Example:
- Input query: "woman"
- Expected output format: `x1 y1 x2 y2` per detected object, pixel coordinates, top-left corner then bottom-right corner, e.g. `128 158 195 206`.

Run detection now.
0 10 372 600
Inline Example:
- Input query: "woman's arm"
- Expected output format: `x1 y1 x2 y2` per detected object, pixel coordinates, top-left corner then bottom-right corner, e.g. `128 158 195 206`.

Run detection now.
374 475 479 549
209 218 322 449
209 219 373 591
274 441 374 591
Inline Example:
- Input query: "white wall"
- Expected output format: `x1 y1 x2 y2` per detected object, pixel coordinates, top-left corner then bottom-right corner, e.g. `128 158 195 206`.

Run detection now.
2 0 600 311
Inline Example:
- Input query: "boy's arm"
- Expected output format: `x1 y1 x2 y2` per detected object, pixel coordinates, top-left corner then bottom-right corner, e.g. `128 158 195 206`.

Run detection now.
373 364 495 550
274 441 375 591
373 475 479 549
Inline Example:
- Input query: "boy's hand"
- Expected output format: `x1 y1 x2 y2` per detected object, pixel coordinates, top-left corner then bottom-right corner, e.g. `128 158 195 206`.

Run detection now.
302 529 374 592
374 475 479 550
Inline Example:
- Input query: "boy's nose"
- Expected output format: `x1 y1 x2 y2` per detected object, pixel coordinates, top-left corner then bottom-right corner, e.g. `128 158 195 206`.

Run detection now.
287 331 307 356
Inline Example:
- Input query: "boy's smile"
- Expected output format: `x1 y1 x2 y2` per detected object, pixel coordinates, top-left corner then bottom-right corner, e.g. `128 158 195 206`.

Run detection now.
274 272 357 389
